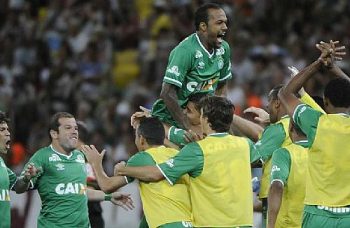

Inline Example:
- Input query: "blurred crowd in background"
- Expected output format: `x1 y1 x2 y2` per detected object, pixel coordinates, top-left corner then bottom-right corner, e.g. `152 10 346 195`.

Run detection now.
0 0 349 187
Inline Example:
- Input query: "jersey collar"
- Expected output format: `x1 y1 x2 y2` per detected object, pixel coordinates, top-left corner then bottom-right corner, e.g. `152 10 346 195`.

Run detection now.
50 144 73 159
208 132 229 137
195 33 214 58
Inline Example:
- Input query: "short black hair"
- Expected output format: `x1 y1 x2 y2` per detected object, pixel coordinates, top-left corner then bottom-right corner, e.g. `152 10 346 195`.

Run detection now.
0 111 9 125
137 117 165 145
268 84 284 101
77 121 90 143
188 93 209 111
324 78 350 108
311 95 325 110
194 3 222 30
199 96 235 132
49 112 75 133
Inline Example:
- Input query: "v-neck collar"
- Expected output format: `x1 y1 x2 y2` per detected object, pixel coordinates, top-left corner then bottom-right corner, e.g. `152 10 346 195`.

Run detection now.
50 144 73 159
195 33 214 58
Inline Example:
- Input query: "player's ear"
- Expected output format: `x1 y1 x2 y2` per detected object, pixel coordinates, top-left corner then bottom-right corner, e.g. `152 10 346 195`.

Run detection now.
50 130 58 139
140 135 146 146
199 22 207 31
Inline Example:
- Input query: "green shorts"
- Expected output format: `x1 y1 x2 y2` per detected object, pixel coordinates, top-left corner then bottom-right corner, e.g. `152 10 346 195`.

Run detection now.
168 126 187 147
139 216 193 228
302 205 350 228
151 99 180 128
159 221 193 228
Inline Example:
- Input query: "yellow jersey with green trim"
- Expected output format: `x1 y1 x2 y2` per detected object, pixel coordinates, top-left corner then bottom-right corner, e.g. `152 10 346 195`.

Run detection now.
305 114 350 206
191 134 253 227
140 146 191 228
260 117 292 199
275 143 308 228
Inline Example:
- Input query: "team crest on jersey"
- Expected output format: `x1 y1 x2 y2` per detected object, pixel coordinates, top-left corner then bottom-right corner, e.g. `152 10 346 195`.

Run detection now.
197 61 205 69
216 47 225 56
195 50 203 58
55 163 65 171
165 159 174 168
75 155 85 163
218 59 224 69
167 66 180 77
49 154 61 162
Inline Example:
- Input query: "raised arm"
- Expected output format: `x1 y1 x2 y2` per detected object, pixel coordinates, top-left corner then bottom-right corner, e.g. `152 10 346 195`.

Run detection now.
160 83 191 130
279 40 345 117
82 145 127 193
14 163 39 193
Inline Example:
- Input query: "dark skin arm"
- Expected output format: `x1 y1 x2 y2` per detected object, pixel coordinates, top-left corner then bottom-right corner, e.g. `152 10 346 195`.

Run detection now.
215 81 228 96
279 41 345 117
160 83 191 130
267 181 284 228
279 59 323 117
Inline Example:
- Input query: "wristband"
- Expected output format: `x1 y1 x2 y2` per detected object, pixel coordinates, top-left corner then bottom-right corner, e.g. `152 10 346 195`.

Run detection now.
104 194 112 201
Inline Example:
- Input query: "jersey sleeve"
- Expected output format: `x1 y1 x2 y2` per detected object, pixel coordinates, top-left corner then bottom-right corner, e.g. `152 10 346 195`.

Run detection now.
7 168 17 190
168 126 187 147
158 142 204 185
126 152 156 183
293 104 323 146
270 148 291 186
219 42 232 82
21 151 45 189
255 124 286 163
163 46 192 88
246 138 263 164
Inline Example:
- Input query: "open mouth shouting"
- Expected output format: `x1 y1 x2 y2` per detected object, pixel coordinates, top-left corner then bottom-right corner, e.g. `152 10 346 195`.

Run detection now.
216 32 226 47
5 139 10 149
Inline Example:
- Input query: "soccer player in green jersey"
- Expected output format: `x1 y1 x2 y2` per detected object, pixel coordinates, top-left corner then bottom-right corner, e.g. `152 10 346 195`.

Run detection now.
18 112 133 228
116 96 263 227
152 3 232 130
82 117 192 228
268 120 308 228
278 40 350 228
0 111 38 228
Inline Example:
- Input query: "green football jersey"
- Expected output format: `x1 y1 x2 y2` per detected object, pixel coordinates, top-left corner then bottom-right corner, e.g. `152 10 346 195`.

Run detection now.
0 157 17 228
152 33 232 127
22 145 89 228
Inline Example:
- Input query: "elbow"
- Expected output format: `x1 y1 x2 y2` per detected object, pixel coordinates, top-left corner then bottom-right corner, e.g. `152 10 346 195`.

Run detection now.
148 171 165 182
99 183 116 194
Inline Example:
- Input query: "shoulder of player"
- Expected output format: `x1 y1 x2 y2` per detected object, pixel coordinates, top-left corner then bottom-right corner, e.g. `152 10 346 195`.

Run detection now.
262 122 285 135
32 146 53 157
172 34 198 52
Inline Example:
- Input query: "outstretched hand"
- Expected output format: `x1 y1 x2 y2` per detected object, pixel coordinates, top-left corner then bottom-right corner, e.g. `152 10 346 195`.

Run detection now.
111 192 135 211
243 107 270 125
316 40 346 67
23 163 40 182
130 106 151 129
81 145 105 165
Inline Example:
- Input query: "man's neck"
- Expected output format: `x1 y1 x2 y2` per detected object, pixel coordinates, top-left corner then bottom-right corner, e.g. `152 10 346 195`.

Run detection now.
197 32 214 53
51 142 72 156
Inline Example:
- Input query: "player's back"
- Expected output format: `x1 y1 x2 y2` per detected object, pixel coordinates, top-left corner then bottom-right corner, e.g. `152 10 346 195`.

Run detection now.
190 133 253 227
305 113 350 206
